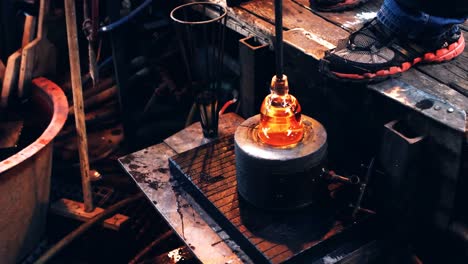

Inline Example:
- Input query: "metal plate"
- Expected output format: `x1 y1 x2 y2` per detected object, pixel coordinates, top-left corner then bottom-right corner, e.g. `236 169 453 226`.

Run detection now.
169 136 370 264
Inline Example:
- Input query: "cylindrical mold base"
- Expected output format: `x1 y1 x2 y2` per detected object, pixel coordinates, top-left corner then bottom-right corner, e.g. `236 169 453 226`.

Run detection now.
235 115 327 210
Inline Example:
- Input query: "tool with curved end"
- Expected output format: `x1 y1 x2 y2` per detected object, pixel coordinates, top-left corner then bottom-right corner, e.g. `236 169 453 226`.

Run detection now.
1 15 37 108
18 0 56 99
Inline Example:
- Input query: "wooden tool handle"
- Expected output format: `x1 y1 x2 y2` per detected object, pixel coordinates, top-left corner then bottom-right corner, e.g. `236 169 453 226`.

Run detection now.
22 15 37 47
37 0 50 38
64 0 94 213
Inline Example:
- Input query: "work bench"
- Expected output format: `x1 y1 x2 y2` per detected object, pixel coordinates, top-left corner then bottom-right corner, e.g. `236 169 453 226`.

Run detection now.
204 0 468 135
119 1 468 263
119 113 253 263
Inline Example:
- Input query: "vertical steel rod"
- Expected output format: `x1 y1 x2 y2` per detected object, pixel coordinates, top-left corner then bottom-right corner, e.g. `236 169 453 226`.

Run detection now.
64 0 94 212
274 0 283 80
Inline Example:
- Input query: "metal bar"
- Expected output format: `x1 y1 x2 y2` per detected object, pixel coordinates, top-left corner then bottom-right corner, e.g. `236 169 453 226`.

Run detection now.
64 0 94 212
274 0 283 79
128 230 174 264
238 36 269 117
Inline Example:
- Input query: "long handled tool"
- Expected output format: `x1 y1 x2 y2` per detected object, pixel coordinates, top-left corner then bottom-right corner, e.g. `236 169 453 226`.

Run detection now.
1 15 37 107
18 0 56 99
0 60 5 82
64 0 94 212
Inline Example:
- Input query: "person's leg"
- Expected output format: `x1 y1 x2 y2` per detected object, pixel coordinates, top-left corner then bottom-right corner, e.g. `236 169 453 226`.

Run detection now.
320 0 466 81
377 0 465 40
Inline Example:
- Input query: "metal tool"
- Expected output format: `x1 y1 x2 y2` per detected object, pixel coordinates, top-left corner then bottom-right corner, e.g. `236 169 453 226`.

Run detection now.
82 0 99 87
170 2 227 134
352 158 375 219
321 168 360 185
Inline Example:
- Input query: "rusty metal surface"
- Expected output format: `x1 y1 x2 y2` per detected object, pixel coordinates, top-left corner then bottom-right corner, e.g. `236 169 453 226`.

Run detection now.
119 113 252 264
164 112 244 153
369 79 466 133
119 143 251 264
0 78 68 263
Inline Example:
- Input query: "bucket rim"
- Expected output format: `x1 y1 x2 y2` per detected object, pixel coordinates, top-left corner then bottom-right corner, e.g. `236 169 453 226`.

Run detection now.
0 77 68 173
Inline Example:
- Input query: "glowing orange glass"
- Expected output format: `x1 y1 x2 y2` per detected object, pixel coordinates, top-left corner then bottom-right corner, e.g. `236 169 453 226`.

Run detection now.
258 75 304 147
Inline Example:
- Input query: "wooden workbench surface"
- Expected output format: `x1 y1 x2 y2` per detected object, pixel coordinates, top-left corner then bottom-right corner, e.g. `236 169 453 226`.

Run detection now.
119 2 466 262
201 0 467 136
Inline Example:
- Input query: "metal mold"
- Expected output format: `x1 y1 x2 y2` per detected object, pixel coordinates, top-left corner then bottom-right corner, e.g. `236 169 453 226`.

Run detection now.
234 115 328 210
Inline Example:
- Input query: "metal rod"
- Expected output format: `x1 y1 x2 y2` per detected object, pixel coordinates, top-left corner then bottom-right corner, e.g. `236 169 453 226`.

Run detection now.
33 193 144 264
352 158 375 218
128 230 174 264
64 0 94 213
274 0 283 79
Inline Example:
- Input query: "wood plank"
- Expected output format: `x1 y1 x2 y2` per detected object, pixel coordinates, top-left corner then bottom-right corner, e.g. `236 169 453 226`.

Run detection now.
224 207 241 220
209 185 238 203
416 31 468 96
263 245 291 262
294 0 382 32
50 198 129 231
239 0 348 45
189 0 275 45
284 28 335 59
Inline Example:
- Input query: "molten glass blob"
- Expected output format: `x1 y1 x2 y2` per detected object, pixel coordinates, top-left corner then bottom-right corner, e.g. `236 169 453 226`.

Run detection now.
258 75 304 147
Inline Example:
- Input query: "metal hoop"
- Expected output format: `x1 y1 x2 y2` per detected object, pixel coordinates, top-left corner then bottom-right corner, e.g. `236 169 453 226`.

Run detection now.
170 2 227 25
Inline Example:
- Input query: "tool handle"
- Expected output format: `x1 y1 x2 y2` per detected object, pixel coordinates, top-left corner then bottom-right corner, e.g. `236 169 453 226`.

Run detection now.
64 0 94 213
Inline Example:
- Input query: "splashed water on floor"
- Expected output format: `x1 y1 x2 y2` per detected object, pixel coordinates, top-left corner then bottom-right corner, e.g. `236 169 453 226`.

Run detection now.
342 12 377 29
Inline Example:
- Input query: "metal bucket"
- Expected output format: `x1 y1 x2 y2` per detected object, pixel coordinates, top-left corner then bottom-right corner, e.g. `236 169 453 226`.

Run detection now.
0 77 68 263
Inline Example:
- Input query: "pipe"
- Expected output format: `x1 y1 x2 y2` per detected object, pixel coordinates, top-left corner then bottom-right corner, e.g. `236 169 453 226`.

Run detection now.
99 0 152 33
33 193 144 264
219 90 239 115
128 230 174 264
274 0 283 79
64 0 94 212
321 168 360 185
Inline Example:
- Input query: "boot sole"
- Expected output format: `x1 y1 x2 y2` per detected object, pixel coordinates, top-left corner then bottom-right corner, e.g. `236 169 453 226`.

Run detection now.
328 34 465 81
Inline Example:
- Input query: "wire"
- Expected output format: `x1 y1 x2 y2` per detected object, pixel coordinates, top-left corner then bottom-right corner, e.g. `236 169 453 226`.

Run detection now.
33 193 144 264
99 0 153 33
